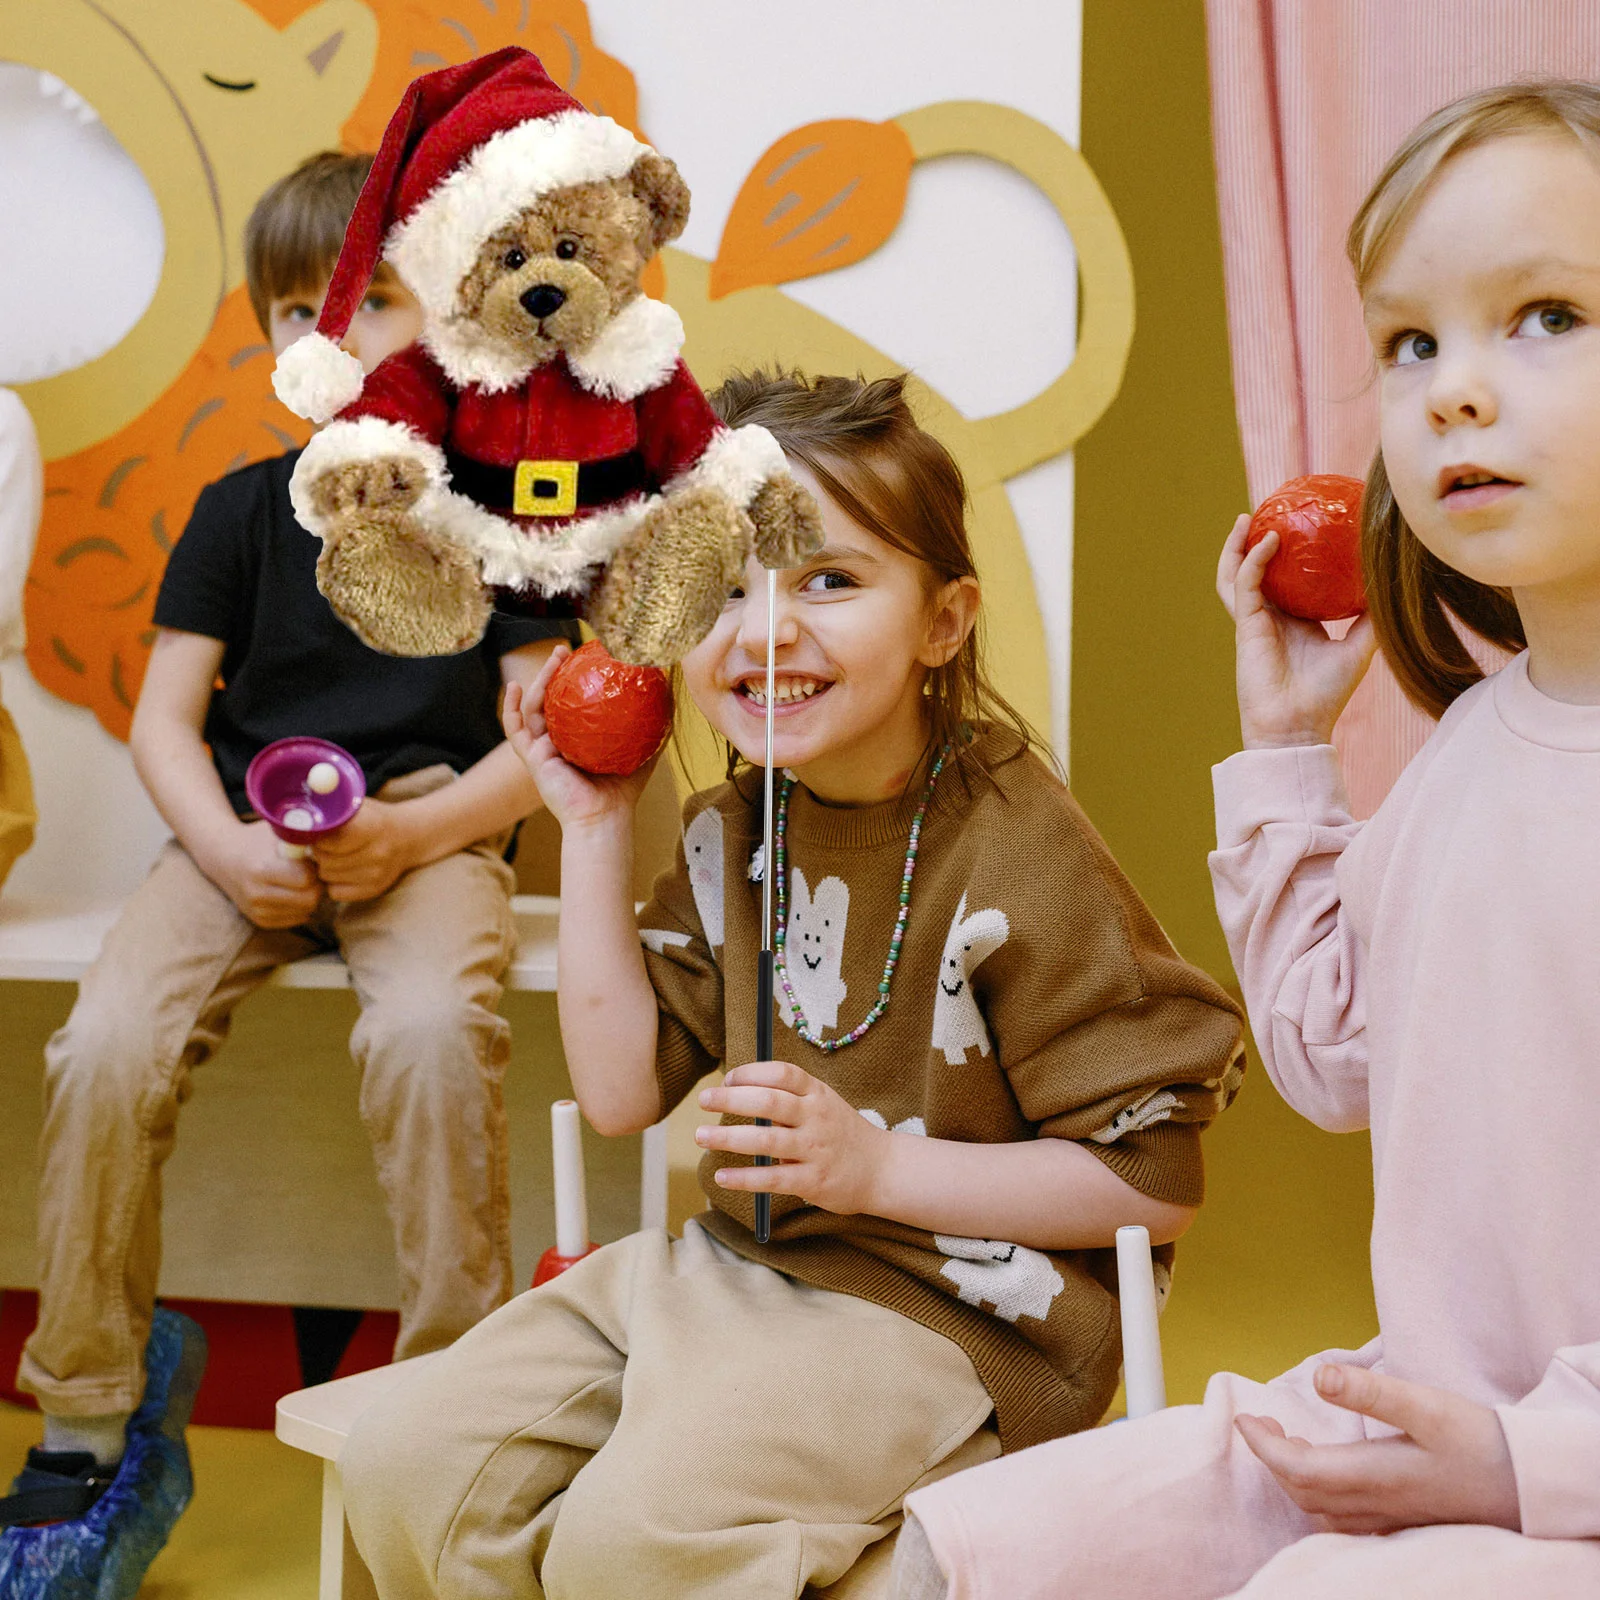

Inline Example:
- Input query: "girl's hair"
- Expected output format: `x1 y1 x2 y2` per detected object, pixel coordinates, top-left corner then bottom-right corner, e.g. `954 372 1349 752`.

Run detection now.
706 369 1039 793
1347 81 1600 716
243 151 375 336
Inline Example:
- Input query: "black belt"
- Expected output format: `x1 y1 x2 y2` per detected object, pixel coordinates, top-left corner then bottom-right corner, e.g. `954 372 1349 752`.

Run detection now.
445 449 648 517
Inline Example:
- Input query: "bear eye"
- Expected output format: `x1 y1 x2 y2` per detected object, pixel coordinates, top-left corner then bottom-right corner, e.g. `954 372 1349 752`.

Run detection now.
503 246 527 270
555 238 579 260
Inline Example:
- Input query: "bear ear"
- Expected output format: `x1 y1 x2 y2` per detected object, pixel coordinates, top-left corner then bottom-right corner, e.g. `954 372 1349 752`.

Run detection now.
630 150 691 251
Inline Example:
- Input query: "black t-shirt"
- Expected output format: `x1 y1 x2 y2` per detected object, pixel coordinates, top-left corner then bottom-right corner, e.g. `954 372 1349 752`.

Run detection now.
153 450 576 814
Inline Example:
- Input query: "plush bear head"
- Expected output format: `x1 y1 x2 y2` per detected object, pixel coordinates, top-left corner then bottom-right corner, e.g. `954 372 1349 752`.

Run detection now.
454 155 688 378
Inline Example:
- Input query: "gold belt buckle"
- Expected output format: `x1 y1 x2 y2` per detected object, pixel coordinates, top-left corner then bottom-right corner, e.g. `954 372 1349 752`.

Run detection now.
513 459 580 517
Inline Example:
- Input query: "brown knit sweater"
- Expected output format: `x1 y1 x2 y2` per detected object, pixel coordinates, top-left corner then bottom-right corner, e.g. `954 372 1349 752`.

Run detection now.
638 729 1246 1451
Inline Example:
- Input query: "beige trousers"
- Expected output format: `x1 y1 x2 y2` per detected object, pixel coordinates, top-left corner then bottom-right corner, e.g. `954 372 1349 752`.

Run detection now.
341 1220 999 1600
20 768 518 1415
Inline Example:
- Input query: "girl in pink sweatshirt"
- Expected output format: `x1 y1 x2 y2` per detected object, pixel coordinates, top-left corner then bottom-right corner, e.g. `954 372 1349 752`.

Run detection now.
892 79 1600 1600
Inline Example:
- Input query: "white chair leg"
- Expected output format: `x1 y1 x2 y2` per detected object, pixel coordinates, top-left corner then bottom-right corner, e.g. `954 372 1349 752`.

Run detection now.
1116 1224 1168 1418
640 1118 669 1232
320 1458 379 1600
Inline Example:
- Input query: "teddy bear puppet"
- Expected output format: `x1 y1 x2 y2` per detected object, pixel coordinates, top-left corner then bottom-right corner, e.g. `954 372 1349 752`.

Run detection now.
272 47 821 663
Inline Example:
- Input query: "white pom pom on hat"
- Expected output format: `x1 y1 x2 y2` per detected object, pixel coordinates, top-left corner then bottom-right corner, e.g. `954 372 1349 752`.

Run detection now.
271 334 367 425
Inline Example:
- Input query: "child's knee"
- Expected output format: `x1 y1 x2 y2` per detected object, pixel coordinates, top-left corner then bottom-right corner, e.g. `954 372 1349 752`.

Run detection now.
352 992 508 1082
540 1476 799 1598
341 1388 437 1534
43 1002 165 1114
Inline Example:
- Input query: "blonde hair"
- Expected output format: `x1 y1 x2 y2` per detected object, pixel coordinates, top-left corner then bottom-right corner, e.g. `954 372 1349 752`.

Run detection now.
706 369 1038 794
1348 82 1600 717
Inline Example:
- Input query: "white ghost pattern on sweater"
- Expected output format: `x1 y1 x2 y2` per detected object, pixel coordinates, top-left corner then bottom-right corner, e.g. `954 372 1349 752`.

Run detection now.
931 892 1010 1065
1087 1088 1181 1145
779 867 849 1031
858 1109 927 1138
935 1234 1065 1324
684 808 724 948
861 1116 1062 1323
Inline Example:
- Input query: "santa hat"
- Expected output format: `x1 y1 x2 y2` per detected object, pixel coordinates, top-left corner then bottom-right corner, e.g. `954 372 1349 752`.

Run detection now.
273 47 650 423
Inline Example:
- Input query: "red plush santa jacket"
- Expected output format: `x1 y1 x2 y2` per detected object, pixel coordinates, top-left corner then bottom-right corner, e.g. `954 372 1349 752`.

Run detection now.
286 297 781 603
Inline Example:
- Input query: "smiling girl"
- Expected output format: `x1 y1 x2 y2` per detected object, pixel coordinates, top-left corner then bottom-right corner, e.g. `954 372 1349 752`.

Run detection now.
896 81 1600 1600
335 370 1245 1600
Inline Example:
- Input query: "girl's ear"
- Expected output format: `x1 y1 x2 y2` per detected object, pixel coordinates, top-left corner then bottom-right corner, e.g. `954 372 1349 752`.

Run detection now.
920 575 981 668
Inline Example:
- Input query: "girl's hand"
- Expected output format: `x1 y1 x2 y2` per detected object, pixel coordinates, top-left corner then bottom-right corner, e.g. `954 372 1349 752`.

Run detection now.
696 1061 888 1216
1218 514 1378 750
501 645 657 829
1235 1364 1520 1534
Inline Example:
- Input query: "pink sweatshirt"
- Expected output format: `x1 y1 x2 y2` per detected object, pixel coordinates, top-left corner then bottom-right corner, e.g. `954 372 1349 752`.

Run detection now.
1210 651 1600 1540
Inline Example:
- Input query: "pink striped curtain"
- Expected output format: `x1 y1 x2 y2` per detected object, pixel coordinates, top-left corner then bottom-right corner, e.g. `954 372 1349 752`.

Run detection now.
1205 1 1600 816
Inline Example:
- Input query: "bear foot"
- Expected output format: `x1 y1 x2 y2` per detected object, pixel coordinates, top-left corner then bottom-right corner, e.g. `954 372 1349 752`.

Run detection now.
586 486 750 666
749 474 824 569
316 509 491 657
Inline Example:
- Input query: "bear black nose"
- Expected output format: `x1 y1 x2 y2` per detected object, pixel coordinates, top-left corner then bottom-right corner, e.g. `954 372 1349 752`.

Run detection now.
520 284 567 320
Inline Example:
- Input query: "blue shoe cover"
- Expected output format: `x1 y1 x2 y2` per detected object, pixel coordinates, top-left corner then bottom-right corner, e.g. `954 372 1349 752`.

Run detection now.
0 1308 208 1599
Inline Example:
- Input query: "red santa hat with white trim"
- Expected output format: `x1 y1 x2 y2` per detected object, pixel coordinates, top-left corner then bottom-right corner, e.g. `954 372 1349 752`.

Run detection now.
273 47 651 424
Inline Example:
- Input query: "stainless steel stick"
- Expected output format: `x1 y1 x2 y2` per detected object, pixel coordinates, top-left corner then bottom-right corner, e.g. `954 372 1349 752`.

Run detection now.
755 567 777 1243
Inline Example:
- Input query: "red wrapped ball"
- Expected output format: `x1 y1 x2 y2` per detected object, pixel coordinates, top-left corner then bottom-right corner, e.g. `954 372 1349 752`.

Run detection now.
544 640 673 776
1243 474 1368 621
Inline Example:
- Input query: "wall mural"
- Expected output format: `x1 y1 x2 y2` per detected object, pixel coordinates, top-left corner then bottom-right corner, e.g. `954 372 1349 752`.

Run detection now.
6 0 1133 787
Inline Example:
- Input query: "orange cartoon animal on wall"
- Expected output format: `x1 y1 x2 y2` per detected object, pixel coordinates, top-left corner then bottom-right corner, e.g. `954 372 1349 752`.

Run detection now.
9 0 1131 759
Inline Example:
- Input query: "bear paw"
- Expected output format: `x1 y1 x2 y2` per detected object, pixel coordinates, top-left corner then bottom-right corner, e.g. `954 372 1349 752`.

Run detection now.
586 486 750 666
316 509 491 657
749 474 824 569
307 456 430 521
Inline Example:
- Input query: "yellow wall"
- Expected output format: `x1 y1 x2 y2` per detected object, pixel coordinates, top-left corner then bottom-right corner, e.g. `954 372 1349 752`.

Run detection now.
1076 2 1377 1393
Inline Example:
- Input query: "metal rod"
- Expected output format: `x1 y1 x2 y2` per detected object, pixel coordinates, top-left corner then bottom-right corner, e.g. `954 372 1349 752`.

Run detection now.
755 567 777 1244
761 566 776 948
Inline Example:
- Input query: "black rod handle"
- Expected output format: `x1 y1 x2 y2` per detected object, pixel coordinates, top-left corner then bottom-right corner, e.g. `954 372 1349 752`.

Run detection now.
754 949 774 1243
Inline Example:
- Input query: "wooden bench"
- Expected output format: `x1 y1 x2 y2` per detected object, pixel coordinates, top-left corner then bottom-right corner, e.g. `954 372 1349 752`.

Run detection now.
0 890 560 991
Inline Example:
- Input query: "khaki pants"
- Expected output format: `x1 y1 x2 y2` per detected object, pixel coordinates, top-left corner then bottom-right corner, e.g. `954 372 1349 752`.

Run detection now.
341 1221 999 1600
20 768 518 1415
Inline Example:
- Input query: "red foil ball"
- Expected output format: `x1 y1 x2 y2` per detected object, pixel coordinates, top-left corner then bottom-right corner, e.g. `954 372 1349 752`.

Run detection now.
1243 474 1368 621
544 640 674 776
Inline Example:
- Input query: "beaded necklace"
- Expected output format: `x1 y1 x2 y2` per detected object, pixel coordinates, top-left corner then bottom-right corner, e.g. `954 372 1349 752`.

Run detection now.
773 744 950 1050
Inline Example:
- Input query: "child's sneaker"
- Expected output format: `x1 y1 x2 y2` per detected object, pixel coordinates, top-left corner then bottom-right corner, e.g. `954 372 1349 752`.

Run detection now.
0 1308 207 1599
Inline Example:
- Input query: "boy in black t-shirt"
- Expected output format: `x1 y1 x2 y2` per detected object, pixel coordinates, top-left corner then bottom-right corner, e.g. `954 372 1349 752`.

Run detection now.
0 153 574 1585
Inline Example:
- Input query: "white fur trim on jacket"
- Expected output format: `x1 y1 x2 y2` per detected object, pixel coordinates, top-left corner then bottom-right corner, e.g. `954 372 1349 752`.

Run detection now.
670 422 785 507
420 488 652 595
416 297 684 403
287 416 448 541
418 320 542 395
418 293 685 399
566 296 684 400
272 333 367 424
387 111 647 320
